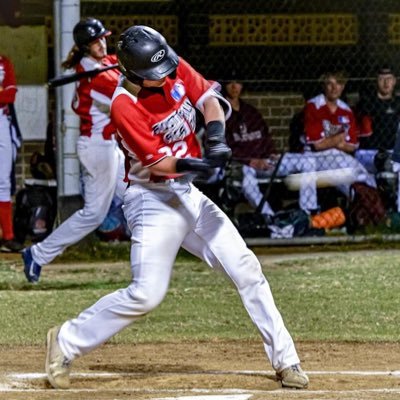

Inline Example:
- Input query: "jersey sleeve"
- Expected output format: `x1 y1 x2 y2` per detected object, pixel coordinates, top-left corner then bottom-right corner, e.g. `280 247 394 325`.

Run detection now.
90 67 120 101
111 94 166 167
107 54 118 64
346 111 359 145
357 115 373 137
355 98 373 137
177 58 213 108
304 102 324 143
0 57 17 104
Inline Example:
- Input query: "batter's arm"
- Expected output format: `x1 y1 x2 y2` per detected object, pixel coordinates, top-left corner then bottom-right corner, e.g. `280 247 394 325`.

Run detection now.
202 96 232 163
149 156 216 176
202 96 225 124
149 157 178 175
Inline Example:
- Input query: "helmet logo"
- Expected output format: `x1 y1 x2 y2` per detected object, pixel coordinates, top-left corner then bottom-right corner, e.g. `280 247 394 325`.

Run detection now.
151 49 165 63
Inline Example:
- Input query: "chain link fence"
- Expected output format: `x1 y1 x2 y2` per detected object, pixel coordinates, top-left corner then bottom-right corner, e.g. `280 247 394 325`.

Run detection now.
73 0 400 241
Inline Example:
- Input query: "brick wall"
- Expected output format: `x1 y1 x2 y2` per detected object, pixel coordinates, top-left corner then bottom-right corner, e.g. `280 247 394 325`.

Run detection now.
242 92 305 151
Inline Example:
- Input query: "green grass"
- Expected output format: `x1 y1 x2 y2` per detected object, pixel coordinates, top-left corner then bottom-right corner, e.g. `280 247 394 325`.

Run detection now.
1 250 400 345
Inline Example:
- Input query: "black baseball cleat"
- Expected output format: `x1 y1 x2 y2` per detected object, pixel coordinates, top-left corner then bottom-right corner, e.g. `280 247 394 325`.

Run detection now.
0 239 23 253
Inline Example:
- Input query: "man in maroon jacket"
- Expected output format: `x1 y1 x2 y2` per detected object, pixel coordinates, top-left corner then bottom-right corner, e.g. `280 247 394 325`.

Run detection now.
224 78 318 215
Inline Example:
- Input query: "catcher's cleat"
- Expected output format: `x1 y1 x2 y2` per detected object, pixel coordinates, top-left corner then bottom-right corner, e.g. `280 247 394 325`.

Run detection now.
22 247 42 283
276 364 309 389
46 326 72 389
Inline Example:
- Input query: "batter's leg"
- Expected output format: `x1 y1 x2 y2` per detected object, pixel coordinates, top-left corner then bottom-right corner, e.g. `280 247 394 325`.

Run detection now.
57 182 190 359
182 187 300 372
31 136 119 265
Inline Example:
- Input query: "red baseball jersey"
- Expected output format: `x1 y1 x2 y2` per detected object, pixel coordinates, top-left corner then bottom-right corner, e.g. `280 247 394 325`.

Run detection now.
111 57 214 182
304 94 358 148
0 55 17 113
72 54 120 139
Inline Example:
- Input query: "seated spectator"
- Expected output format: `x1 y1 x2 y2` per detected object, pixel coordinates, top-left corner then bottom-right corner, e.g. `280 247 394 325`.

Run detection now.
355 66 400 174
303 70 376 205
223 76 320 217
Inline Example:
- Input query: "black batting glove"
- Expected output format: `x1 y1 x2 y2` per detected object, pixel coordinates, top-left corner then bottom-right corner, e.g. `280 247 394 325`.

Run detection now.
204 121 232 166
176 157 219 180
176 158 219 173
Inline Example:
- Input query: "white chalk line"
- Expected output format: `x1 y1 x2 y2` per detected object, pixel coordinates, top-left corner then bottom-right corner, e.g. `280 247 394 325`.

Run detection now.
3 369 400 397
151 396 252 400
7 369 400 380
2 386 400 396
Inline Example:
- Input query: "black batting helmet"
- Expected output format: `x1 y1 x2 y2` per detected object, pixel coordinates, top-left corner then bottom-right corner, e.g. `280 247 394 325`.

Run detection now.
117 25 179 81
73 18 111 50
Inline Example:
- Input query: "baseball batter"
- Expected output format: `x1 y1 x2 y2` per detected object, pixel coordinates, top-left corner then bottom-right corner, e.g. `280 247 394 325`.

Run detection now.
22 18 125 282
0 55 22 253
45 25 309 390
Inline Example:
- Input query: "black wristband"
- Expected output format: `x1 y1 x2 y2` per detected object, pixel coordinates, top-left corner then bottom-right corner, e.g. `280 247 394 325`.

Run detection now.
206 120 225 142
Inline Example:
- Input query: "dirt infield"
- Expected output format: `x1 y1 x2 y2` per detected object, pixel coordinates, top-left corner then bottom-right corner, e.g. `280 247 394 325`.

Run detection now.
1 340 400 399
2 249 400 399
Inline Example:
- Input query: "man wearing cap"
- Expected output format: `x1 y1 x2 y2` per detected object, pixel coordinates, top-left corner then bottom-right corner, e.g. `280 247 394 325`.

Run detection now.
356 66 400 211
21 18 126 283
356 66 400 173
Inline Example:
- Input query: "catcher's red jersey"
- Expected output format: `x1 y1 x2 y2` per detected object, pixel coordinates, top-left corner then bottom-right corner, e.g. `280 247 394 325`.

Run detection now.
0 55 17 113
72 54 120 139
111 57 215 182
304 94 358 148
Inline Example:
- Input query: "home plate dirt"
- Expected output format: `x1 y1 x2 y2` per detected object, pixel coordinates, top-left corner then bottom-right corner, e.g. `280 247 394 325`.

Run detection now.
1 341 400 399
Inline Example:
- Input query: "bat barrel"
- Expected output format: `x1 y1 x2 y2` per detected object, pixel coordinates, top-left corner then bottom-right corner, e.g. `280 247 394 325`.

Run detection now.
47 64 119 88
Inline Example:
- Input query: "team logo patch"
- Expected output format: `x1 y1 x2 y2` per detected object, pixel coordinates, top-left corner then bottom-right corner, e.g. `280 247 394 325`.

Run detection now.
170 82 185 101
338 116 350 124
151 50 165 63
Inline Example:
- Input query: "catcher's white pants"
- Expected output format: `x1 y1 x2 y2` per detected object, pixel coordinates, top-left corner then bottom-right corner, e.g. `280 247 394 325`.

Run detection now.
58 178 300 372
31 135 125 265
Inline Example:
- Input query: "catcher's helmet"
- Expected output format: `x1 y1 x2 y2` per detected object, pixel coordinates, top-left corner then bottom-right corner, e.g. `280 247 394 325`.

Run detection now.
73 18 111 50
117 25 179 81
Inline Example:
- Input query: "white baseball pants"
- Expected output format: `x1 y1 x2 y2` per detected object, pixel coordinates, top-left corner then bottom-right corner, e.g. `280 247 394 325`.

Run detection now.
0 115 13 201
243 149 376 214
242 152 318 213
58 178 300 372
313 149 376 194
31 135 125 265
355 149 379 174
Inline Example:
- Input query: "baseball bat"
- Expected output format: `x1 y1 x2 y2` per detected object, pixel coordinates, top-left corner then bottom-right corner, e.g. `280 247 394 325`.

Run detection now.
47 63 119 88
